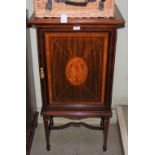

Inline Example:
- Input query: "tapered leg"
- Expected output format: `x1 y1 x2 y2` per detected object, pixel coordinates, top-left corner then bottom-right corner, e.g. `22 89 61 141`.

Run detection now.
100 117 104 129
103 118 110 151
43 116 50 151
49 116 54 129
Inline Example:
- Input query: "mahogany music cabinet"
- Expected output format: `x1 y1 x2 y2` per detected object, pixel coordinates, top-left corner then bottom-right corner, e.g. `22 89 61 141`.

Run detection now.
28 6 125 152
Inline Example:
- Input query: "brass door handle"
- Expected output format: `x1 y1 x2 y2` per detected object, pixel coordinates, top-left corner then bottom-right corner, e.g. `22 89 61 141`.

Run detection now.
40 67 45 79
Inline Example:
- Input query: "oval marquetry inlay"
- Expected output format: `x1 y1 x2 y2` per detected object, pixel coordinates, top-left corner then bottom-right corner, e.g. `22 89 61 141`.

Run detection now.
65 57 88 86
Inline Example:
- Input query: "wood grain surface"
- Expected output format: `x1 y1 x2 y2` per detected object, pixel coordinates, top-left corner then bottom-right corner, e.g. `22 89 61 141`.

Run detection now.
45 32 108 104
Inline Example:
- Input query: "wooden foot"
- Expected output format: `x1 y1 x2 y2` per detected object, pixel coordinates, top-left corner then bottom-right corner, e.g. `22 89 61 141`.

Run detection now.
103 145 107 151
102 118 110 152
47 144 50 151
43 116 50 151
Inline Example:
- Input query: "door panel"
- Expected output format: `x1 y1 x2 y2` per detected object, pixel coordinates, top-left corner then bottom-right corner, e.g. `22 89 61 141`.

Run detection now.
45 32 109 104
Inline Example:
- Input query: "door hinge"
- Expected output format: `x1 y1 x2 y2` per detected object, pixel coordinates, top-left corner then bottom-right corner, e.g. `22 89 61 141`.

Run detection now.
40 67 45 79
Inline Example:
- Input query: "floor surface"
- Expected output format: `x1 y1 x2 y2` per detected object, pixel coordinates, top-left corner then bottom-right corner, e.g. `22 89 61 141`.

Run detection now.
31 124 123 155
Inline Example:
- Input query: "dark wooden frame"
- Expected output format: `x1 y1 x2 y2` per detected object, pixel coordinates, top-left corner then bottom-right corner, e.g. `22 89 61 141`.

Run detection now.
28 5 125 152
26 112 39 155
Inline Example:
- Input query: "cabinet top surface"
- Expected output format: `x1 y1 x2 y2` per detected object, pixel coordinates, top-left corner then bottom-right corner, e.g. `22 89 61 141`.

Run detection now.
27 5 125 27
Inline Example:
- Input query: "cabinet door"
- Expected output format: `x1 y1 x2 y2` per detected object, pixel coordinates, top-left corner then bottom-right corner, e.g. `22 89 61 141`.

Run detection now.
44 32 109 105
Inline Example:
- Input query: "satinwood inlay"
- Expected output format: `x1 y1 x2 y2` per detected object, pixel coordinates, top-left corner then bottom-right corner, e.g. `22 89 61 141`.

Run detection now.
65 57 88 86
